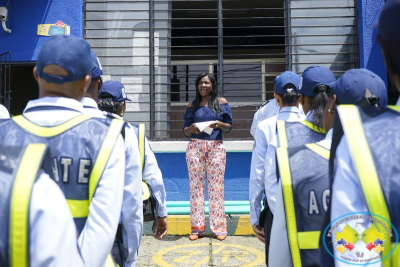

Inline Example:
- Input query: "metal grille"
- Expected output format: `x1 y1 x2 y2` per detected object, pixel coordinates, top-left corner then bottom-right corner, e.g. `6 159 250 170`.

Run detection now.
0 51 11 111
84 0 359 140
288 0 359 76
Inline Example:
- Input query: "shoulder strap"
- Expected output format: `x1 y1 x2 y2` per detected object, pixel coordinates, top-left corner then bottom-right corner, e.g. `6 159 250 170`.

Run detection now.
139 123 145 172
13 115 92 137
337 105 392 266
10 143 48 267
277 120 288 148
89 119 125 202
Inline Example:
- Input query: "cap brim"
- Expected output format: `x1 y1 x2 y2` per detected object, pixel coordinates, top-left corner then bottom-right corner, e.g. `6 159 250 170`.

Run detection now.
125 97 132 101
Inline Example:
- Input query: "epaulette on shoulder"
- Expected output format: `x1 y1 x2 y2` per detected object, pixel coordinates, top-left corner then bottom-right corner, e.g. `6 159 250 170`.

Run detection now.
259 99 270 109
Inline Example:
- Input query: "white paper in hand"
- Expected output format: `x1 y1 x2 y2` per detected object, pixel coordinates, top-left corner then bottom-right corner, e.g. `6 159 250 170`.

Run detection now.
194 121 217 135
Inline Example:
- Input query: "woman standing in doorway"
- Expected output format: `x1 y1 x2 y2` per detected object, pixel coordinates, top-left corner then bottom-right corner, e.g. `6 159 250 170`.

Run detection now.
183 72 232 241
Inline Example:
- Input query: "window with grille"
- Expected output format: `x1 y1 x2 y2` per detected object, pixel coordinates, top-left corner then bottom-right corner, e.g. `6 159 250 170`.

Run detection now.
84 0 358 140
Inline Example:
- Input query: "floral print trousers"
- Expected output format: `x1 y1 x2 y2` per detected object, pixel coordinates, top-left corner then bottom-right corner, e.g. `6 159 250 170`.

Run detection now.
186 139 227 237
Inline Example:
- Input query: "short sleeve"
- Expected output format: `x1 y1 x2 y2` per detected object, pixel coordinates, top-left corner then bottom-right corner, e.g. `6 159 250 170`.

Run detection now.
221 103 233 133
183 107 194 132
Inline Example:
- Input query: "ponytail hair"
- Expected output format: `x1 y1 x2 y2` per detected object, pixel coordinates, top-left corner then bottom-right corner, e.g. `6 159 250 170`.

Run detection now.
309 85 332 128
277 83 300 104
98 92 123 114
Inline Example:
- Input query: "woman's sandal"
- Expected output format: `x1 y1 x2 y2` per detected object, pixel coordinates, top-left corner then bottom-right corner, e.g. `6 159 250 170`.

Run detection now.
189 234 199 241
216 235 226 241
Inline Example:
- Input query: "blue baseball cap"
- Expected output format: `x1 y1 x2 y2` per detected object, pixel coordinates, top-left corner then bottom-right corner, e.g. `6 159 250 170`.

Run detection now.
374 0 400 42
299 66 336 97
100 81 131 102
36 35 93 84
274 71 301 94
91 51 103 79
328 68 387 107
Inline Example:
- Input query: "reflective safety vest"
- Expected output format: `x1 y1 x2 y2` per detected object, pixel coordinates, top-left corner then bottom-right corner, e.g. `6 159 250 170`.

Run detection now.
0 143 49 267
277 120 325 148
0 114 124 234
337 105 400 267
276 143 330 267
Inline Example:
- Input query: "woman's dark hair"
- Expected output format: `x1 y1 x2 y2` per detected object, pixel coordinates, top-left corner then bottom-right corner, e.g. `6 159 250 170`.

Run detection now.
378 35 400 80
98 92 123 114
191 72 221 114
277 83 300 104
308 85 332 128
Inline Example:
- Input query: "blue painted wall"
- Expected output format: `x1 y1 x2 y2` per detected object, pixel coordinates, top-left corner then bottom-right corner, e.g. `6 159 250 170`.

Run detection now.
155 152 251 201
358 0 387 90
0 0 83 61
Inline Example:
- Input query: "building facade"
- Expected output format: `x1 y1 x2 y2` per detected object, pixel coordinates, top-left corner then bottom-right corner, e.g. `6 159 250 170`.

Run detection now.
0 0 394 141
0 0 396 201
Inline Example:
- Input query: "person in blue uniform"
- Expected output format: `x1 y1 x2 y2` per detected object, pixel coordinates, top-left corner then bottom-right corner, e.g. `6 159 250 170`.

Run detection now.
183 72 232 241
98 80 168 242
81 53 145 267
0 35 126 267
330 1 400 265
249 71 304 263
269 68 387 267
0 144 84 267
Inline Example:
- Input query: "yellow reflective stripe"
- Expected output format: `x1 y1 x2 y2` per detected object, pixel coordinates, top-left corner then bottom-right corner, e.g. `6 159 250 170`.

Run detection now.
105 253 118 267
89 119 124 201
10 143 47 267
305 143 330 160
277 120 288 148
139 123 145 171
388 105 400 113
299 121 325 134
66 199 89 218
13 115 92 137
338 105 392 266
298 231 320 249
276 147 302 267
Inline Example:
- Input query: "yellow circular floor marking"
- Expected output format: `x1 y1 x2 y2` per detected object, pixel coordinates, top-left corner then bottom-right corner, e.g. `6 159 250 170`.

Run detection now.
152 243 265 267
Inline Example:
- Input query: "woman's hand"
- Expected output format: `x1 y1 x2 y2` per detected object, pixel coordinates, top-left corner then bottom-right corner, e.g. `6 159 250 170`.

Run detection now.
190 124 201 134
184 124 201 136
210 120 231 132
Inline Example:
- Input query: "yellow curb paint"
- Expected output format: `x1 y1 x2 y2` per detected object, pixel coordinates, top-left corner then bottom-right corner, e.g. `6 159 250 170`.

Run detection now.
165 215 255 236
234 215 255 236
167 215 191 235
152 243 265 267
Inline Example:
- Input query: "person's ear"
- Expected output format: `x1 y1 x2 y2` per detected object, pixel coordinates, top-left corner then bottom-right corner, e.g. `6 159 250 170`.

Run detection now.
329 94 336 112
299 94 304 105
98 77 103 91
81 74 91 94
33 66 39 81
274 92 279 104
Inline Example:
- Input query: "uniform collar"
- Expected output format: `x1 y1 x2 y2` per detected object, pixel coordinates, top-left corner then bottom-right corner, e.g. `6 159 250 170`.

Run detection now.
24 97 84 114
279 106 301 114
81 97 99 109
